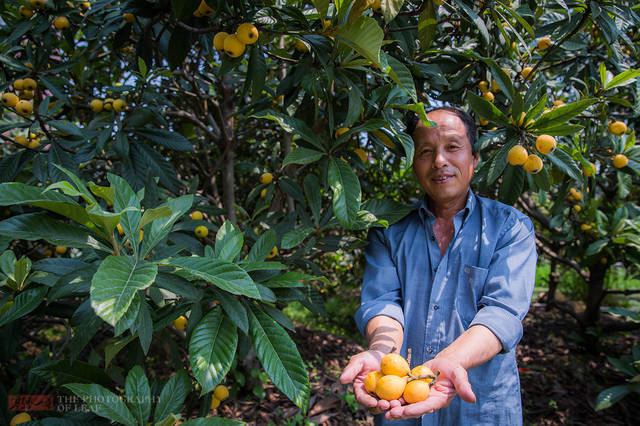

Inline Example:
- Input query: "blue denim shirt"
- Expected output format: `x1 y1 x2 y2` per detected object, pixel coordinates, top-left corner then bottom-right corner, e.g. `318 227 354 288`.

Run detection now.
355 190 537 426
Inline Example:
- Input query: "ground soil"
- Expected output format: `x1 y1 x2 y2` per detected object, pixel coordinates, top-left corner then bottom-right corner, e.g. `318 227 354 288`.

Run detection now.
216 302 640 425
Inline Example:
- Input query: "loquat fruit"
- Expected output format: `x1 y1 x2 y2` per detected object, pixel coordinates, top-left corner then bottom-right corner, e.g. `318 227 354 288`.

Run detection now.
523 154 543 174
1 93 19 108
236 23 259 45
223 34 245 58
507 145 528 166
535 134 556 155
213 32 228 51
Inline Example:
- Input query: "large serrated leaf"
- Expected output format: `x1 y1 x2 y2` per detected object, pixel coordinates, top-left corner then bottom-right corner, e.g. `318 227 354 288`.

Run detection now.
530 99 597 130
335 16 384 67
142 195 193 258
189 307 238 395
385 54 417 102
154 370 191 421
248 307 310 412
304 174 322 226
64 383 136 425
125 366 151 424
215 221 244 261
248 229 277 262
498 165 525 205
0 286 48 327
250 110 323 151
212 289 249 334
0 182 94 229
168 257 260 298
282 147 325 167
31 360 112 388
90 256 158 326
467 93 510 125
134 128 194 151
418 1 437 50
282 226 314 249
328 158 361 229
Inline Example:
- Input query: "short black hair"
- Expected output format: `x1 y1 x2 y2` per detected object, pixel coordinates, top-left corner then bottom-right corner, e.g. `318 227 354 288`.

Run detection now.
404 106 477 153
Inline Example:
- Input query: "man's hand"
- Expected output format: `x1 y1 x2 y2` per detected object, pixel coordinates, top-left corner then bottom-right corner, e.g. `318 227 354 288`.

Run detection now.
339 350 395 412
384 358 476 421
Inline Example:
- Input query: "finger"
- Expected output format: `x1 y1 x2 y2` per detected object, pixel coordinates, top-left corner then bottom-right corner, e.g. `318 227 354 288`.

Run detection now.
339 357 363 384
376 398 391 411
428 359 476 404
353 382 380 408
389 399 403 409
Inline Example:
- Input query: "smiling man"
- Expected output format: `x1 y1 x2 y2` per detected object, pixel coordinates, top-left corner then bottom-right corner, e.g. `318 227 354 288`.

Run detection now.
340 107 537 425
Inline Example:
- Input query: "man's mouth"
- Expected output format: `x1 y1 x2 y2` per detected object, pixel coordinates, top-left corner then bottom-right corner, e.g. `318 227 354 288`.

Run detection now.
432 174 454 183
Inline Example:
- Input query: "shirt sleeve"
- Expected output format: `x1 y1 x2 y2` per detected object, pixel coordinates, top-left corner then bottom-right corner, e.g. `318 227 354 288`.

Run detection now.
469 213 537 353
354 228 405 336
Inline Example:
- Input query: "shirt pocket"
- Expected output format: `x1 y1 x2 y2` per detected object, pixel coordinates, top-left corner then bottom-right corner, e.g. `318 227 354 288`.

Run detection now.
456 264 489 326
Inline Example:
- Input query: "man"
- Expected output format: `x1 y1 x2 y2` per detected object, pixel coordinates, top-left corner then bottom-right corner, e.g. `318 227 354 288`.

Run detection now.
340 107 537 425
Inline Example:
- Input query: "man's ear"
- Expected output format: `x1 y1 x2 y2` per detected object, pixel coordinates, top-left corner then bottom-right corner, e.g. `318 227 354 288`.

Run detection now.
472 152 479 168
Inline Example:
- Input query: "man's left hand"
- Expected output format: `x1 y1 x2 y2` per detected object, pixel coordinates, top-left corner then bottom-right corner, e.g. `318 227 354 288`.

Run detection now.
384 358 476 421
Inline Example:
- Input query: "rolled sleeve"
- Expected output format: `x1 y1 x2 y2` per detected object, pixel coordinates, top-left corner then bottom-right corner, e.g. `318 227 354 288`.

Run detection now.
470 214 537 353
354 228 405 335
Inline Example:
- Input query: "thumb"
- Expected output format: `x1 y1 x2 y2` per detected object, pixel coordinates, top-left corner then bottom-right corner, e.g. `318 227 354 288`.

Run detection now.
340 357 363 384
428 358 476 404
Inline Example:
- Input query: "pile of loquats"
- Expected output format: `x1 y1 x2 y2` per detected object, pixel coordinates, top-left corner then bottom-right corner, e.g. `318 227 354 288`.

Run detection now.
214 23 259 59
365 352 436 404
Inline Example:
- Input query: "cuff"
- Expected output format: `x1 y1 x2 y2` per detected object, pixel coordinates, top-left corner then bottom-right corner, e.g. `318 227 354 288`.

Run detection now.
354 302 405 336
469 305 523 353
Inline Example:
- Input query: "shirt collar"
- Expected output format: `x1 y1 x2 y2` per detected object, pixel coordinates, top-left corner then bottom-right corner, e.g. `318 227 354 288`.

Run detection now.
418 188 476 223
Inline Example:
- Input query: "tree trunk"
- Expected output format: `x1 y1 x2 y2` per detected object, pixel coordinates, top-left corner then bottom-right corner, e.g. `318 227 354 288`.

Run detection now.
584 263 607 327
221 148 236 223
220 74 236 223
545 259 559 308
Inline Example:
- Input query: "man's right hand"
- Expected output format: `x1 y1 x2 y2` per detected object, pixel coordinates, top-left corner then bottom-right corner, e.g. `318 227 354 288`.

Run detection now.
339 350 393 411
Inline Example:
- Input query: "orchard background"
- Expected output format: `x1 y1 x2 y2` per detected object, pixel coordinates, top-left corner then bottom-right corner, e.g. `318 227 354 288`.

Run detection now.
1 0 639 424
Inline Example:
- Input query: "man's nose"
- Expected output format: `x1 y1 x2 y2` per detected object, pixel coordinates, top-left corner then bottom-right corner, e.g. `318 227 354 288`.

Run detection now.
432 148 447 168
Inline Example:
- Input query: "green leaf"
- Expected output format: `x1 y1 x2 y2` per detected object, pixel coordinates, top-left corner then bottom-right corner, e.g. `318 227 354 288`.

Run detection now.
168 257 261 298
125 366 151 425
418 2 437 50
142 195 193 258
49 120 84 137
361 198 414 226
215 220 244 262
497 165 525 205
312 0 329 20
135 300 153 355
248 230 277 262
262 271 314 288
385 54 417 102
31 360 112 388
328 158 361 229
282 227 314 250
90 256 158 326
0 286 47 326
530 99 597 130
453 0 489 45
487 140 516 186
380 0 405 23
248 307 310 411
248 45 267 104
466 93 510 125
529 124 584 136
303 174 322 226
212 289 249 334
585 239 609 256
282 147 325 167
335 16 384 68
64 383 137 426
154 272 203 301
0 182 95 229
134 128 194 151
189 306 238 395
153 370 191 421
605 69 640 90
168 26 192 69
595 384 640 410
251 110 324 151
546 149 583 182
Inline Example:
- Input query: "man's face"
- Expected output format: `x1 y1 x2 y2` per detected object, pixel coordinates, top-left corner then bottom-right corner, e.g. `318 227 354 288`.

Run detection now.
412 110 478 207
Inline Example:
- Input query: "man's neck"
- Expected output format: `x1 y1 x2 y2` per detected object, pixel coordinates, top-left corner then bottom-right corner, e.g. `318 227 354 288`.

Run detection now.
427 195 469 220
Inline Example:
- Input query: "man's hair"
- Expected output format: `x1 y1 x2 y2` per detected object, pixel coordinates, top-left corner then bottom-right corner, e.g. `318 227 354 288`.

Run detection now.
404 106 477 153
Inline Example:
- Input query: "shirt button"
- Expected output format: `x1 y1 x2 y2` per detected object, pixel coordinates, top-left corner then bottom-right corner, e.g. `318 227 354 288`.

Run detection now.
433 304 439 310
427 346 434 354
430 235 436 241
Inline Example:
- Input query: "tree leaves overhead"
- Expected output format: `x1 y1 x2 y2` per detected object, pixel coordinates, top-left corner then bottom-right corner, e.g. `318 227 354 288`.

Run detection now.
328 158 362 229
